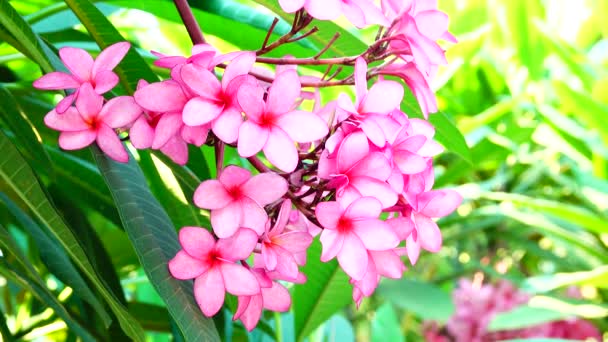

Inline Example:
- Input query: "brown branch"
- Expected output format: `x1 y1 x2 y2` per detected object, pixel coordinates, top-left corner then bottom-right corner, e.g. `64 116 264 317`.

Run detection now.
313 32 340 59
173 0 205 45
261 18 280 50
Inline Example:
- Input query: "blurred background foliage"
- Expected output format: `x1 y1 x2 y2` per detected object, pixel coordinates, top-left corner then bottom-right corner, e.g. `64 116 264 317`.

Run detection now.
0 0 607 341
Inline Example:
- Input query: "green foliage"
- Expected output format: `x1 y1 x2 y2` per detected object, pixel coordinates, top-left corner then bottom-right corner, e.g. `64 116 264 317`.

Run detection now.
0 0 606 340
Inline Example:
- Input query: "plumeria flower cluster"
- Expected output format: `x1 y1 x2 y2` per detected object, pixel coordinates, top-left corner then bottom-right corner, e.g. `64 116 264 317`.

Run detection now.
34 0 462 331
424 279 602 341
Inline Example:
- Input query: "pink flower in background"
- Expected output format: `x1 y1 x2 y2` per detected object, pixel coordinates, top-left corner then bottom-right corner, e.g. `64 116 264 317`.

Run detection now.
44 83 141 162
34 42 130 113
237 70 329 172
259 200 313 279
316 197 399 280
168 227 260 317
233 269 291 331
193 165 288 238
180 52 256 143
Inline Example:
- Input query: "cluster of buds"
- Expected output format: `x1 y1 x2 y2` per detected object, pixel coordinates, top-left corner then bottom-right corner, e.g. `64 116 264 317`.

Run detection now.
425 279 602 341
34 0 463 330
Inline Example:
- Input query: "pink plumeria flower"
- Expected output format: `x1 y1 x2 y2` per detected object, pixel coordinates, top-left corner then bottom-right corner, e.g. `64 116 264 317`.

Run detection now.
260 200 313 279
44 83 141 162
379 62 438 118
168 227 260 317
237 70 329 172
351 249 406 307
129 80 189 165
338 58 404 147
34 42 130 113
280 0 388 28
315 197 399 280
133 79 211 152
401 189 462 264
193 165 288 238
152 43 217 70
180 52 256 143
322 131 398 208
233 268 291 331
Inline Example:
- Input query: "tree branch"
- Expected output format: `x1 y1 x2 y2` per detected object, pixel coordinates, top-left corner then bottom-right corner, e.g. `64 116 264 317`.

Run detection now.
173 0 206 45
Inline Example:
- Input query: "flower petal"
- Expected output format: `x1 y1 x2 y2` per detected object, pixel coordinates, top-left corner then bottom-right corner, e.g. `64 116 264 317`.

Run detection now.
218 165 252 187
222 52 255 89
370 250 405 279
180 64 221 97
241 172 288 206
212 107 242 144
262 282 291 311
152 112 182 149
93 70 119 94
211 201 242 238
44 107 89 132
134 80 187 113
237 120 269 158
99 96 142 128
194 267 225 316
168 250 209 279
59 47 93 81
183 97 224 127
237 84 265 121
319 229 344 262
267 70 301 115
418 190 462 218
414 213 442 252
216 228 259 261
361 80 403 114
305 0 341 20
33 72 80 90
160 136 189 165
315 201 343 229
343 197 382 220
279 0 305 12
129 116 155 149
337 131 369 173
276 110 329 143
237 295 263 332
178 226 215 259
240 197 269 236
96 123 128 162
75 83 103 121
221 263 260 296
58 130 96 150
349 176 398 208
193 179 232 210
263 127 298 172
352 219 399 250
273 231 313 252
337 234 368 280
91 41 130 76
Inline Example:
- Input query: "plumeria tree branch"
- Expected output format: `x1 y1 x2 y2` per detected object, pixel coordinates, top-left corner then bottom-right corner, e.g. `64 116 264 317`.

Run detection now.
173 0 205 44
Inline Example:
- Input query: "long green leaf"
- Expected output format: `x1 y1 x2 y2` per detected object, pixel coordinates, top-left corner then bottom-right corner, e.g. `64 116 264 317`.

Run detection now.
92 146 220 342
488 305 569 332
64 0 158 93
522 266 608 292
0 305 13 342
0 193 112 327
0 130 145 341
293 240 351 341
0 84 52 173
0 1 62 73
0 224 97 342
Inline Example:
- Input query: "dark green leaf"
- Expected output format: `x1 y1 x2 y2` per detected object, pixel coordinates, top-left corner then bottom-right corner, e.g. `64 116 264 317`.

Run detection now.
92 146 220 341
0 192 112 327
128 302 172 332
0 130 145 341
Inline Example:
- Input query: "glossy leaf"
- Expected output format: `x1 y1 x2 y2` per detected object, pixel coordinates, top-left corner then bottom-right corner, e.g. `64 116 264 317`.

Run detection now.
92 146 220 342
377 279 454 323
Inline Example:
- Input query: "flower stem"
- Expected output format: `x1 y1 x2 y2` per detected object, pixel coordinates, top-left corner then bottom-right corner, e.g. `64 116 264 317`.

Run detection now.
173 0 206 45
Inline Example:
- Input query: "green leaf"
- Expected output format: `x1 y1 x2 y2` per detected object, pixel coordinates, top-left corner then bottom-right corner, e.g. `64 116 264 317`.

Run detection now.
64 0 158 93
293 240 351 341
371 304 403 342
0 192 112 327
402 88 472 163
522 266 608 293
527 295 608 319
377 279 454 323
0 85 52 173
0 224 97 342
0 305 13 342
0 0 62 73
488 305 569 332
128 302 171 332
91 146 220 342
0 130 145 341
